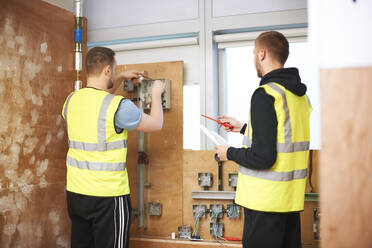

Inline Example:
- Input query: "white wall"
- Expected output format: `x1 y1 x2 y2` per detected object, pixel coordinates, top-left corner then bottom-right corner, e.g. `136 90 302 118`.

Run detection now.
114 45 200 86
85 0 199 31
309 0 372 69
84 0 309 149
213 0 306 17
42 0 73 12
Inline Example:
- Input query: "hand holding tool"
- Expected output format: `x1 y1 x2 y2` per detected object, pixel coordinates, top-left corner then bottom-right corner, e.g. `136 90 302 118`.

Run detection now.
201 115 233 129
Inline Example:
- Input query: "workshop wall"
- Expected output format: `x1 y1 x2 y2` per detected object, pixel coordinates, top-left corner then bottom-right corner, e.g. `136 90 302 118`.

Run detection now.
0 0 86 247
85 0 309 150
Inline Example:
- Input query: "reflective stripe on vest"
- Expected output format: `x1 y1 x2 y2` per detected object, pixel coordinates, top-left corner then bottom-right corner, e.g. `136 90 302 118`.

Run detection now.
64 94 126 151
236 82 310 212
242 83 310 153
67 155 126 171
239 166 307 181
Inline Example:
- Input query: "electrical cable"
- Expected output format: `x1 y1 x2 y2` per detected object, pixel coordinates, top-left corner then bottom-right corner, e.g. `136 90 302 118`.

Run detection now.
192 210 204 238
227 204 239 218
207 209 226 247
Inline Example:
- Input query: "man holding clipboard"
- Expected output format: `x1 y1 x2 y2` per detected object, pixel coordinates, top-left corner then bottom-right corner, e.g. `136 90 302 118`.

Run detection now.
214 31 311 248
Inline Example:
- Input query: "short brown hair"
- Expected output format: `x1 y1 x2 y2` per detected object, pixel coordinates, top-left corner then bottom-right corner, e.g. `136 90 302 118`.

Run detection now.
85 47 115 76
255 31 289 65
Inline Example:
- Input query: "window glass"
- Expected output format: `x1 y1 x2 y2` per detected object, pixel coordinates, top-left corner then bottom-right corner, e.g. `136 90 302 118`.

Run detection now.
225 41 320 148
183 85 200 150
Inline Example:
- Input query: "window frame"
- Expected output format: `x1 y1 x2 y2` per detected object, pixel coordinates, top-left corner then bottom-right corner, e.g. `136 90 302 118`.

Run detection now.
216 28 317 145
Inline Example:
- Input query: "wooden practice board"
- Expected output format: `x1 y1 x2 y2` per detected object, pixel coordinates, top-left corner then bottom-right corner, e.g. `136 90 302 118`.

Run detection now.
183 150 320 246
183 150 243 240
115 61 184 237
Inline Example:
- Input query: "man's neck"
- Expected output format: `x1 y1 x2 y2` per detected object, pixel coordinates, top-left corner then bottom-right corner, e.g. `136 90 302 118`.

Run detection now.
262 63 283 77
87 77 107 91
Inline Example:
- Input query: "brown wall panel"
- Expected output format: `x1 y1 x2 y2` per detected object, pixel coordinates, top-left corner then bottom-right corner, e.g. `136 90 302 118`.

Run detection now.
320 67 372 248
0 0 86 246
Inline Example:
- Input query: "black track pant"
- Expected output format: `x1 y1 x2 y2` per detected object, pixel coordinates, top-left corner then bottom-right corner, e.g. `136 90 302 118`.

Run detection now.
67 191 132 248
243 208 302 248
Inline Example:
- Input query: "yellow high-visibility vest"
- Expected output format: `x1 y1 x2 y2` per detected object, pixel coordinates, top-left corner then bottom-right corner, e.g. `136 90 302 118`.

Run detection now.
235 82 312 212
62 88 129 197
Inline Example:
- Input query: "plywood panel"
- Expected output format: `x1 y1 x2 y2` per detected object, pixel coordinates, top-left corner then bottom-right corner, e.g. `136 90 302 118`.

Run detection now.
300 201 319 247
306 150 320 193
0 0 86 246
115 61 183 237
130 237 317 248
302 150 320 247
184 150 319 247
183 150 243 241
320 67 372 248
130 237 242 248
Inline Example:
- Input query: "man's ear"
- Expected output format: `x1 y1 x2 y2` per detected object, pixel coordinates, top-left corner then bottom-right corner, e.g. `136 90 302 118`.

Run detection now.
259 49 266 61
103 65 111 76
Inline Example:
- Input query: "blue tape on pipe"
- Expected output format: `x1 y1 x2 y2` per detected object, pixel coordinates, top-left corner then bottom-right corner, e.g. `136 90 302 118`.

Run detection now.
75 29 82 42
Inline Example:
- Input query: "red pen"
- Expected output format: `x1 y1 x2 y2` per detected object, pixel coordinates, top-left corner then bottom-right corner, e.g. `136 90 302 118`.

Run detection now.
201 115 233 129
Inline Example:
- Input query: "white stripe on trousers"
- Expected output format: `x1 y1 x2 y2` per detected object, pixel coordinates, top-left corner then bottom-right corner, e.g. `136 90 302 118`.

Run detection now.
117 197 121 248
124 197 129 246
114 198 117 248
114 196 129 248
120 197 123 248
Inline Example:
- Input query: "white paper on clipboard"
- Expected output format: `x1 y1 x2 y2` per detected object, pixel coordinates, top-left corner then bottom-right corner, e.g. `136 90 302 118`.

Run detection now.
200 124 229 146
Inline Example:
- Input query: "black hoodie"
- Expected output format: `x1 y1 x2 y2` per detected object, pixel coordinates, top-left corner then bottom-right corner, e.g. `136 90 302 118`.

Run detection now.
227 67 307 170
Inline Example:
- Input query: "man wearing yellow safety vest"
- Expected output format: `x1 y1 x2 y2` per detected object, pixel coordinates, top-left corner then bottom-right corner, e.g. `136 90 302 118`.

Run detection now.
62 47 165 248
215 31 311 248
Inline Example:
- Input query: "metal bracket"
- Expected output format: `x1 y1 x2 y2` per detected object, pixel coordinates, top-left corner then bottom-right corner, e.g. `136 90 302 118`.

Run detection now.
226 204 241 219
228 173 238 190
210 222 224 237
148 202 162 216
192 204 207 218
191 190 235 200
138 152 149 165
124 71 171 110
198 173 213 190
178 225 192 239
210 204 224 219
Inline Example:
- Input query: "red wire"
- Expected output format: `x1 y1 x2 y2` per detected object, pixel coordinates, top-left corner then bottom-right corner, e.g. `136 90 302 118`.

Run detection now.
224 237 242 241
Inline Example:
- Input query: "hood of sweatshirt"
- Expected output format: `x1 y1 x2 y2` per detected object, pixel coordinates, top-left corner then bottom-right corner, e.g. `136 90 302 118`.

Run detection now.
259 67 307 96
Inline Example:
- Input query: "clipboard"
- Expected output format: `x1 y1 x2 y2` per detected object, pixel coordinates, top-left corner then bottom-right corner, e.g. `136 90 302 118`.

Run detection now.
200 124 229 146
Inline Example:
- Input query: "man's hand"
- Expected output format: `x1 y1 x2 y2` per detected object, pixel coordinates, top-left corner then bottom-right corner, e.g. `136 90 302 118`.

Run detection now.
218 115 243 133
136 79 165 132
108 70 145 94
115 70 145 83
151 80 166 98
215 145 229 161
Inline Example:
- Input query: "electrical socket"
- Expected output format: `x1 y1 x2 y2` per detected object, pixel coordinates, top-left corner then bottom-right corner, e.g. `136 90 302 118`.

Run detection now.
228 173 239 188
209 222 224 237
198 173 212 188
178 225 192 239
192 204 207 218
148 202 162 216
226 204 241 219
210 204 224 219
